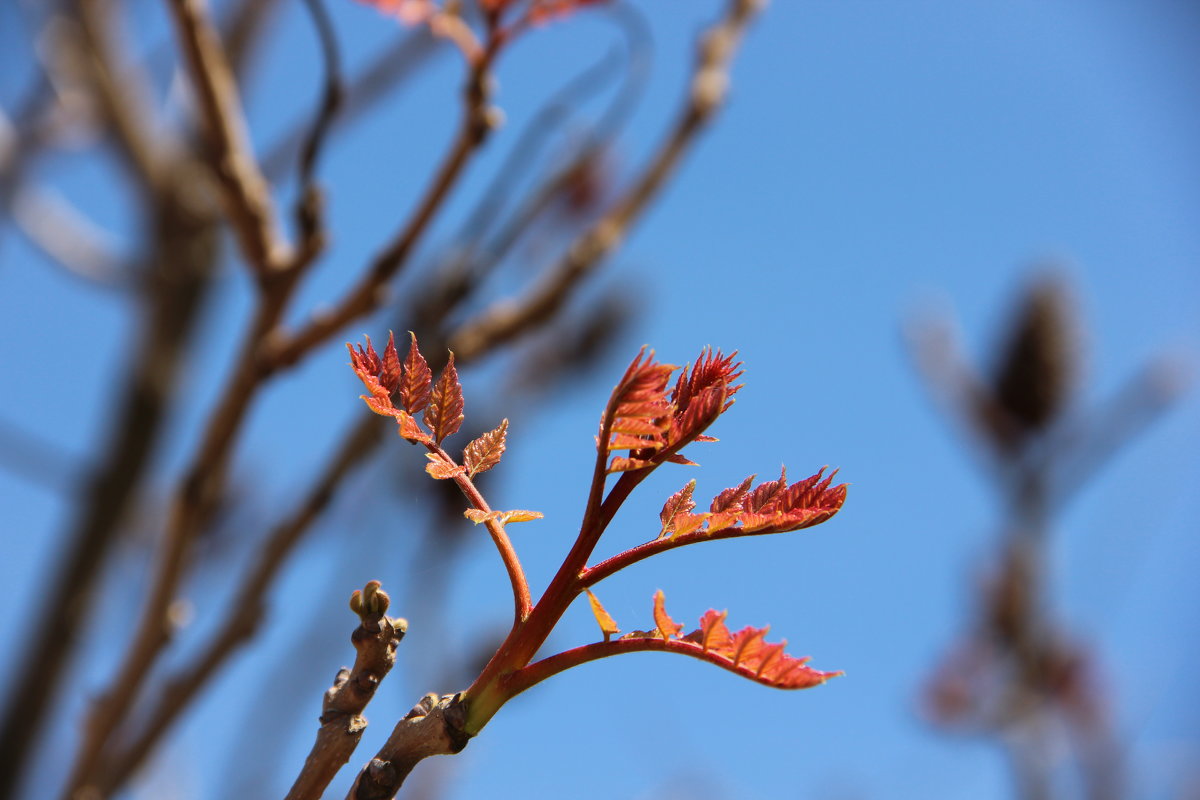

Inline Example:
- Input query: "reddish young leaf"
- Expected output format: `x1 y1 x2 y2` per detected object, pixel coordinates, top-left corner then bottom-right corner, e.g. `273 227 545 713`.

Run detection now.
425 352 465 444
667 348 743 449
736 468 847 535
425 458 466 480
348 339 402 419
607 456 656 474
710 475 754 513
601 348 676 472
401 332 433 414
397 411 431 444
670 511 707 538
380 331 403 394
621 594 842 690
464 419 508 477
585 589 620 641
498 509 543 524
464 508 544 525
652 590 683 641
661 468 847 542
659 479 697 537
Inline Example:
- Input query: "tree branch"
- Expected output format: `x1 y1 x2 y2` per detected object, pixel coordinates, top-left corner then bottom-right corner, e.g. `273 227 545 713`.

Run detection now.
448 0 764 362
165 0 291 273
284 582 407 800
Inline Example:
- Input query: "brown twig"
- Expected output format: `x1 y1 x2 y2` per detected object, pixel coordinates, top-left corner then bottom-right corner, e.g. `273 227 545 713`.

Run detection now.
165 0 291 273
267 43 500 370
92 413 389 793
342 693 472 800
284 582 407 800
448 0 763 362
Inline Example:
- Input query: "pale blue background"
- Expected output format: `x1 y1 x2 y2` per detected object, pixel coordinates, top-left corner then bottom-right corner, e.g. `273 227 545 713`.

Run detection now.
1 1 1197 798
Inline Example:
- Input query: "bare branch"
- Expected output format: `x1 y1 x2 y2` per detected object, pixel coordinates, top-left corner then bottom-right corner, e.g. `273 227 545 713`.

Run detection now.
165 0 291 273
10 185 127 286
343 693 471 800
284 582 407 800
448 0 763 361
267 47 500 370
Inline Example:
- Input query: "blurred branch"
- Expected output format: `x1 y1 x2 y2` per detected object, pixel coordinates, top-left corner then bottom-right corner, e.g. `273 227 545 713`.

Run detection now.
261 30 441 181
165 0 290 273
911 273 1184 800
267 41 501 369
448 0 762 361
9 185 127 286
93 414 389 794
0 417 82 492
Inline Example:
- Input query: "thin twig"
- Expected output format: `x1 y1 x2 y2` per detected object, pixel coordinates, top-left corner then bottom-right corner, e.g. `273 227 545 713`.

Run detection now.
74 0 167 186
448 0 763 362
267 46 500 370
10 185 127 286
93 414 389 793
165 0 291 273
261 30 441 181
284 583 407 800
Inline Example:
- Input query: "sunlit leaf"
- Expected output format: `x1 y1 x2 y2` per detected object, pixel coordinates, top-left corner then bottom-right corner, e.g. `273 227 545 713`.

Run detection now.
401 332 433 414
425 352 464 443
652 590 682 641
464 419 508 477
425 455 465 480
659 479 697 537
380 331 403 394
499 510 543 524
585 589 620 641
622 593 842 690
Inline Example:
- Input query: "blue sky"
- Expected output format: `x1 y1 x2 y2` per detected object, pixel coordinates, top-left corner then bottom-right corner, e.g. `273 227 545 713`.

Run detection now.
1 1 1198 798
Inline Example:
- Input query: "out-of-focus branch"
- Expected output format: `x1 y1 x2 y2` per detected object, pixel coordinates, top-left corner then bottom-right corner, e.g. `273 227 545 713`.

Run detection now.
74 0 167 187
261 30 440 181
0 417 82 491
165 0 290 273
0 181 221 800
10 185 126 286
267 48 500 370
284 582 407 800
449 0 762 361
93 413 389 794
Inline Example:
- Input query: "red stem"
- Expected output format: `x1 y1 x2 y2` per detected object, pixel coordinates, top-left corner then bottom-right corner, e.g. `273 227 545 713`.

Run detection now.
429 443 531 622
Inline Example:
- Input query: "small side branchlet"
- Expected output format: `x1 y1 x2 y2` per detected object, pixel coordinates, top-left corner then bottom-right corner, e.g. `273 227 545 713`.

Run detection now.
342 334 849 794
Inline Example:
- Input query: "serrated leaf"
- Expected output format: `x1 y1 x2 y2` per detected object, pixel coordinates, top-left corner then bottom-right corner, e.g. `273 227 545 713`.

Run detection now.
462 508 542 525
665 453 699 466
710 475 754 513
464 419 508 477
401 332 433 414
671 511 707 538
659 479 697 537
666 348 743 448
625 595 841 690
652 590 683 641
585 589 620 641
425 457 465 480
500 509 543 524
606 455 656 473
608 433 664 451
601 349 675 457
380 331 402 394
425 352 464 444
397 411 430 443
662 467 847 540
